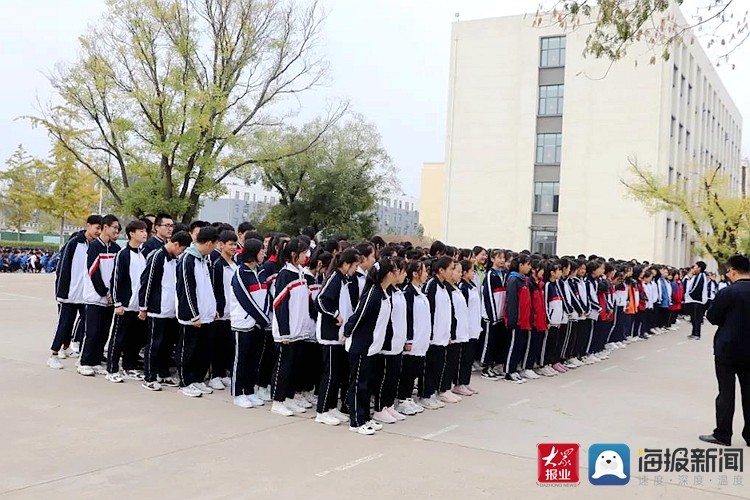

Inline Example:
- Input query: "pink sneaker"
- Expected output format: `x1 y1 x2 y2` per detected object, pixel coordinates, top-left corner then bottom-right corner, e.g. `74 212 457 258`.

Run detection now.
386 405 406 421
452 385 473 396
552 362 567 373
466 385 479 394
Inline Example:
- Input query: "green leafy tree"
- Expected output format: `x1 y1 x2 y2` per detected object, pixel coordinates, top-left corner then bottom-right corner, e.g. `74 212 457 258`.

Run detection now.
29 0 344 222
622 158 750 269
36 142 100 243
255 114 397 239
0 146 46 238
538 0 748 65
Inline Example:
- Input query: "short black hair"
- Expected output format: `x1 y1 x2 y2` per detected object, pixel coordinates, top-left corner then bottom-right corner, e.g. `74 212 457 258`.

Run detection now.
170 231 192 248
196 226 219 243
155 213 174 225
125 219 148 239
238 222 255 234
102 214 119 227
726 255 750 273
139 217 153 235
695 261 707 272
219 230 238 243
86 214 103 225
189 220 208 232
243 230 263 243
173 223 189 234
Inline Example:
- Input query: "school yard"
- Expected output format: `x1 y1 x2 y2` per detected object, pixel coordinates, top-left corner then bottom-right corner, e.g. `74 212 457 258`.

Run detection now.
0 273 747 500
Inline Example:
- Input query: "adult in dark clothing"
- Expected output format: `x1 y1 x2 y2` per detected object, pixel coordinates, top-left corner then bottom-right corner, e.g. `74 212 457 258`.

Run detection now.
699 255 750 447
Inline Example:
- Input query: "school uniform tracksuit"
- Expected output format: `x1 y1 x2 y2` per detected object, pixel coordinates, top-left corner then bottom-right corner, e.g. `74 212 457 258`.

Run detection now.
51 231 89 352
211 257 238 381
108 245 147 374
176 248 217 387
374 287 406 412
687 272 709 338
456 280 482 386
140 248 179 383
424 277 453 396
80 238 120 368
504 271 532 377
544 280 566 366
229 264 271 396
525 278 547 370
480 268 507 368
398 283 431 401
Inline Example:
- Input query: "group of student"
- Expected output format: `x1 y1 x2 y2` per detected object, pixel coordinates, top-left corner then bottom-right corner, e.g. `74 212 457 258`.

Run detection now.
45 213 716 436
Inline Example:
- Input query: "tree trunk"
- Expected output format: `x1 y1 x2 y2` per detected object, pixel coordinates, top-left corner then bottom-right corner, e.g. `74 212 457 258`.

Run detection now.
59 217 65 247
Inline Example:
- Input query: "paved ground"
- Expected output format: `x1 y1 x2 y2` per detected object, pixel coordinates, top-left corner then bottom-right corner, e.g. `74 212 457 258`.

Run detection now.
0 273 748 499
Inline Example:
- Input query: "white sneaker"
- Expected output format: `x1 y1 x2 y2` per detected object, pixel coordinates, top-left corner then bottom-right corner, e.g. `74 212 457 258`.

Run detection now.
328 408 349 423
77 365 95 376
387 405 407 421
179 385 202 397
157 375 179 387
373 409 397 424
142 380 162 391
247 394 265 407
407 398 425 413
284 398 307 414
70 341 81 353
366 419 384 431
563 360 578 369
220 376 232 387
616 341 626 348
271 401 294 416
256 386 272 401
437 391 459 403
58 347 78 359
303 391 318 405
417 397 440 410
507 372 526 384
522 369 540 379
122 370 144 380
542 366 557 376
47 355 64 370
396 400 417 416
192 382 213 394
105 372 124 383
294 394 312 409
208 377 225 391
93 365 108 375
349 424 375 435
233 395 254 408
315 412 341 426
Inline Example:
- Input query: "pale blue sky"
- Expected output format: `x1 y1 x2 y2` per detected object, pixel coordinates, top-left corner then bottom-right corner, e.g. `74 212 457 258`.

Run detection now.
1 0 748 199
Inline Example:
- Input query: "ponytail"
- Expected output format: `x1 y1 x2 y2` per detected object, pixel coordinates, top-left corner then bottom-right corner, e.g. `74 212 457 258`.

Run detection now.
279 237 309 265
366 256 406 289
325 248 360 278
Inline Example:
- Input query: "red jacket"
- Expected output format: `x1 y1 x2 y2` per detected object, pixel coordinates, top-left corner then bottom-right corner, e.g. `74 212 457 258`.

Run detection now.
530 278 548 332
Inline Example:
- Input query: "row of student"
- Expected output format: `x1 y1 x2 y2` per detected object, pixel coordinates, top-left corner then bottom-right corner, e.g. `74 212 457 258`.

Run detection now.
45 214 702 435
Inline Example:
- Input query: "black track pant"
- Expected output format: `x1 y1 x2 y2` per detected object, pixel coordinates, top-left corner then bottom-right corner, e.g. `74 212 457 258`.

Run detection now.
257 329 277 388
543 326 560 366
455 340 474 386
691 303 706 337
210 320 233 380
50 302 85 352
505 328 528 375
373 353 402 411
425 344 447 397
347 352 374 428
144 317 178 382
713 357 750 445
177 322 213 387
232 327 264 396
295 342 322 394
80 305 114 367
398 354 425 400
107 311 146 373
271 341 298 402
316 344 347 413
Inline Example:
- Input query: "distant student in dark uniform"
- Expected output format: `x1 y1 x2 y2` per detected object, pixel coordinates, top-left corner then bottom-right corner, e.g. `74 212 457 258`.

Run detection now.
700 255 750 447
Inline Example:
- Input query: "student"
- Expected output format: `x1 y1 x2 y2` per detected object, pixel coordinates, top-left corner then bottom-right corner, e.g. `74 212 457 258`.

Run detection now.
372 257 409 424
593 263 615 357
47 215 102 369
349 243 376 308
175 226 219 397
229 238 270 408
655 267 672 334
558 259 580 369
208 230 239 391
543 261 566 374
140 231 191 391
456 260 482 393
270 237 312 417
504 255 532 383
188 220 208 242
78 215 121 377
106 220 149 383
480 249 507 380
142 213 174 258
423 257 455 403
564 260 588 366
344 257 404 436
687 261 709 340
315 248 361 425
472 246 487 287
668 269 684 330
397 260 431 413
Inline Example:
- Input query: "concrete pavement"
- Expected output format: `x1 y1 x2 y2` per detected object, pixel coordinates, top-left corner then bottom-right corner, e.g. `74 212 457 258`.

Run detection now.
0 273 748 499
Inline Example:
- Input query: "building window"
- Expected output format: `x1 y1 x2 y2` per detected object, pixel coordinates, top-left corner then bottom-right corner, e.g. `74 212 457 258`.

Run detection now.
534 182 560 213
670 116 675 137
536 133 562 164
680 75 685 97
672 65 678 88
540 36 566 67
666 217 671 239
244 192 249 202
678 124 683 144
688 84 693 105
668 166 674 185
538 84 564 115
531 229 557 255
234 191 240 199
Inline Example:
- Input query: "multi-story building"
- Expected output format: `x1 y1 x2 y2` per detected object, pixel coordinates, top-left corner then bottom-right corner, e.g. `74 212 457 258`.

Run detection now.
375 193 420 236
432 7 743 265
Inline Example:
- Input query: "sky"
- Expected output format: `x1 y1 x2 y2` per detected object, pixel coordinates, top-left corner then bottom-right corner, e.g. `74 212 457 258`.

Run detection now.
1 0 749 200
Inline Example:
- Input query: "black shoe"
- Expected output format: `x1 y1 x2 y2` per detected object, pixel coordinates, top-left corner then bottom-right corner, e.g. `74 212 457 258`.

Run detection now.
699 434 730 446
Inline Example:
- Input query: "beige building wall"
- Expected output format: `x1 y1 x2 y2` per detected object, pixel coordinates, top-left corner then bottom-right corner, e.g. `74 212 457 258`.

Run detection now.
441 9 742 265
419 162 446 240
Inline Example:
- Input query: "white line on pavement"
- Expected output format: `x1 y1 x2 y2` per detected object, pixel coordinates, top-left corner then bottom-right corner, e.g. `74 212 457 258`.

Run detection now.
0 292 42 301
315 453 384 477
634 355 646 360
561 379 582 388
416 424 460 441
656 348 667 353
509 398 530 407
600 365 619 372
